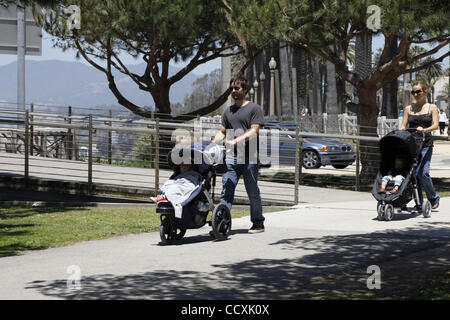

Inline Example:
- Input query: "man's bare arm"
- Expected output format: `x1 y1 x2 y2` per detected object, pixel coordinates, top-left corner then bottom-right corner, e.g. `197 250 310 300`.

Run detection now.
227 124 260 146
212 125 227 143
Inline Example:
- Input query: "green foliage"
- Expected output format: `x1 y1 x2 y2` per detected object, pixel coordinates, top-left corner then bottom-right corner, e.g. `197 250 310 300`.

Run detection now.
31 1 243 117
183 69 222 115
132 133 154 163
35 0 235 64
233 0 449 48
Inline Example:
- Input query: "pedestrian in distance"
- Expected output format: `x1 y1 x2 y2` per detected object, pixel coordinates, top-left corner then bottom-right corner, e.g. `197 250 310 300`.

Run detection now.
438 109 448 135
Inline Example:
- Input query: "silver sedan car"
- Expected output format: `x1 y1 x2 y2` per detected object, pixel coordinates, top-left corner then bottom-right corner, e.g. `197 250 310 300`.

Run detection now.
262 123 356 169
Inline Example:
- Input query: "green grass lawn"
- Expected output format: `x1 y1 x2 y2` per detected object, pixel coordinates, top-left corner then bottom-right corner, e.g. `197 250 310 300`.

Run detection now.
0 206 250 257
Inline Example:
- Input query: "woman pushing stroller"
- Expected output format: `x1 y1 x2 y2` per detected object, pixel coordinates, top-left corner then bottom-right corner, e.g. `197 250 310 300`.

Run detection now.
400 80 440 212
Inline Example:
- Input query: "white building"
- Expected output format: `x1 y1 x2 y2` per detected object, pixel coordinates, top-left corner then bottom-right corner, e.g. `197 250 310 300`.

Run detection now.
433 76 449 111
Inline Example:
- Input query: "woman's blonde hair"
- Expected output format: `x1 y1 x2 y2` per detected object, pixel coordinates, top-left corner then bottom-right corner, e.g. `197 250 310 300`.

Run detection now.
411 80 428 92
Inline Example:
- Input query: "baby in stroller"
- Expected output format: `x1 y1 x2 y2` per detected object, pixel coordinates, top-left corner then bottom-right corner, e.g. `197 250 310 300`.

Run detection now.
153 160 203 216
155 142 232 244
378 156 408 195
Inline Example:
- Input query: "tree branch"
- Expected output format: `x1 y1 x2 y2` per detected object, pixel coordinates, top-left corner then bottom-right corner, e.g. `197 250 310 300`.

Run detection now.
405 51 450 74
410 40 450 63
73 39 108 74
173 49 262 121
410 34 450 44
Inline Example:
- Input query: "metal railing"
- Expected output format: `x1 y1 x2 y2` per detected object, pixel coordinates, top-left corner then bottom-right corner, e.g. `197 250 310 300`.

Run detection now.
0 103 383 205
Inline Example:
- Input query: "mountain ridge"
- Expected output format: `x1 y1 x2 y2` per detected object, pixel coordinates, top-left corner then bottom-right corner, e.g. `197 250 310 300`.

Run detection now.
0 59 199 111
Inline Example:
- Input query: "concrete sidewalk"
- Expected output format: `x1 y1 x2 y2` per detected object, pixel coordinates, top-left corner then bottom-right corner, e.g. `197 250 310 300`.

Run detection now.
0 194 448 300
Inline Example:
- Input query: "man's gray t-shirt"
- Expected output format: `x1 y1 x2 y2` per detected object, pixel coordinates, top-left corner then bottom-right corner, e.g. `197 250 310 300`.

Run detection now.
221 101 264 163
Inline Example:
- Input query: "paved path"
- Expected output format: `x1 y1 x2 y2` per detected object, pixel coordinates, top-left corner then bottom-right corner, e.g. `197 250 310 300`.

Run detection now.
0 195 448 300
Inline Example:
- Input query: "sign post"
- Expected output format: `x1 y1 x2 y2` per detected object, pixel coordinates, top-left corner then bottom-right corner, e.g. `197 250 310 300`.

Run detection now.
0 2 42 124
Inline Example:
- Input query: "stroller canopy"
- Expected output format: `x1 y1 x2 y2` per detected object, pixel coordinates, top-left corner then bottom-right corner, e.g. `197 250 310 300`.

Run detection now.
167 142 223 176
378 130 420 175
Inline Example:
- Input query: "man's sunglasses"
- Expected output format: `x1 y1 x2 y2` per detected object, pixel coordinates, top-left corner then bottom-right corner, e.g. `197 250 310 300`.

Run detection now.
411 90 423 95
231 86 242 91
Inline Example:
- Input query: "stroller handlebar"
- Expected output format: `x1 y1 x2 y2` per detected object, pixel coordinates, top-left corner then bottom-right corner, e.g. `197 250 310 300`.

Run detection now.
405 128 425 141
406 128 425 135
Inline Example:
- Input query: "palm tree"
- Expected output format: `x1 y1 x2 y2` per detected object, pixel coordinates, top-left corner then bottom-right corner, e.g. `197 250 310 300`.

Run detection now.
279 43 293 119
292 45 308 114
379 36 398 119
354 28 375 184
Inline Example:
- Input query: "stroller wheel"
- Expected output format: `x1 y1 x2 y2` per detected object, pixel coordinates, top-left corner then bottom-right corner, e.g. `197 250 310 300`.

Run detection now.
384 204 394 221
377 202 385 221
159 216 186 245
211 204 232 241
422 200 432 218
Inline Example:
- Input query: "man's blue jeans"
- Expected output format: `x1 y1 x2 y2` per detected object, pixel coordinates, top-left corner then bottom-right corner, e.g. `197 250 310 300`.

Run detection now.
415 147 440 206
220 159 264 227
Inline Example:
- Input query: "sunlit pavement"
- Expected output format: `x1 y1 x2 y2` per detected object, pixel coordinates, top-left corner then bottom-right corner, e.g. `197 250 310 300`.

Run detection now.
0 195 448 300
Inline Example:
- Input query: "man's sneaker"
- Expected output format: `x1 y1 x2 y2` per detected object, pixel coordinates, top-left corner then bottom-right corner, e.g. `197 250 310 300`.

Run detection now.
248 225 265 234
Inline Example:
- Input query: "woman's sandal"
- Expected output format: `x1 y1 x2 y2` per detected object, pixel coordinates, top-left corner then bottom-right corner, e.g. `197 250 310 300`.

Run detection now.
411 206 420 214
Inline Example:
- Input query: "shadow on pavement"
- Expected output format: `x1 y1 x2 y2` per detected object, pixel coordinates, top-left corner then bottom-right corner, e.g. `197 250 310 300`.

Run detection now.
24 224 450 300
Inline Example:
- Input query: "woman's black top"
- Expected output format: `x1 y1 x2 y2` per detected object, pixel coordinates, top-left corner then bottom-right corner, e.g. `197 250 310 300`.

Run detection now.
408 105 433 148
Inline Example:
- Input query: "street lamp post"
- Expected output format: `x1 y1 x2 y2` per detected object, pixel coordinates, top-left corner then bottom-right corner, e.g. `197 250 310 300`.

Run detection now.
269 57 277 117
253 79 259 105
260 72 266 113
249 88 255 103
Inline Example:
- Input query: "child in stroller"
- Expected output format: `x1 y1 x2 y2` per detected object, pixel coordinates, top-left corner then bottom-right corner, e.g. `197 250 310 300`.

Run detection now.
155 142 232 244
153 161 202 205
372 129 432 221
378 156 408 195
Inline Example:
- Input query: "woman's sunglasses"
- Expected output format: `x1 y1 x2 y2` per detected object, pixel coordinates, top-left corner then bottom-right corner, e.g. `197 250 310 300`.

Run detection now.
411 90 423 95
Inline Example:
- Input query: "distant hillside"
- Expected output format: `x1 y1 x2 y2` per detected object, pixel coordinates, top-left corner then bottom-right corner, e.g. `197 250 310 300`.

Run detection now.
0 60 199 111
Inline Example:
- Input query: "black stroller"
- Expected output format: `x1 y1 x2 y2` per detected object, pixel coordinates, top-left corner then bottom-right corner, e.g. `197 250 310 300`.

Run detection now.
156 142 231 244
372 129 432 221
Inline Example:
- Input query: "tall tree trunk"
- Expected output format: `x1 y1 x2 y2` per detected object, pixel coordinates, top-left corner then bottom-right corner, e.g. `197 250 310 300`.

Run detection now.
381 36 399 118
355 29 377 185
319 60 327 114
402 72 411 110
325 57 339 133
279 43 293 120
357 86 380 184
310 55 320 115
292 45 307 115
152 84 171 116
336 76 347 114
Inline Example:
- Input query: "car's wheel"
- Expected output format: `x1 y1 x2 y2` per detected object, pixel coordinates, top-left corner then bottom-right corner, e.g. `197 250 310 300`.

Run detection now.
302 150 321 169
332 164 349 169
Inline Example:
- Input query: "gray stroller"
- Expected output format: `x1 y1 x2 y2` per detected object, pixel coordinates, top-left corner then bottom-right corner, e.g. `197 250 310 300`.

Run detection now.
156 142 231 244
